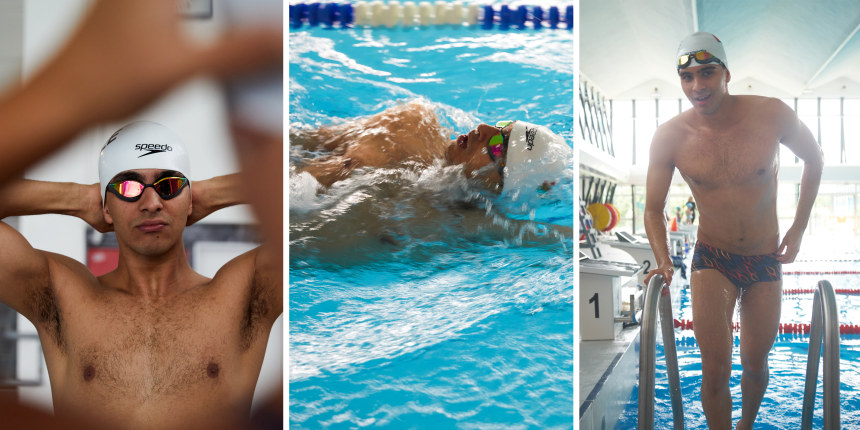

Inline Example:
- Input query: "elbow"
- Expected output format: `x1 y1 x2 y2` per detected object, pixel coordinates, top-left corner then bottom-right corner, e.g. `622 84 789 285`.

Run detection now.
807 149 825 173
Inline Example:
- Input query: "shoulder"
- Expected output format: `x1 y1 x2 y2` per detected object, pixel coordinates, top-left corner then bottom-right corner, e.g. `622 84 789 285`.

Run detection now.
651 112 689 151
45 251 95 277
210 248 259 285
738 95 793 117
208 246 279 295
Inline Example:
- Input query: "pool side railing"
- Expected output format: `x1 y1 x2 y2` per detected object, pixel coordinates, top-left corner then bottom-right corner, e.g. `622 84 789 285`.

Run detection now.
638 274 684 430
801 280 841 430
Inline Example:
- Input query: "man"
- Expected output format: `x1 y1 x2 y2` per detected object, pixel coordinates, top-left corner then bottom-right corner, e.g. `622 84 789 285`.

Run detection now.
292 101 572 199
643 32 823 430
0 121 281 429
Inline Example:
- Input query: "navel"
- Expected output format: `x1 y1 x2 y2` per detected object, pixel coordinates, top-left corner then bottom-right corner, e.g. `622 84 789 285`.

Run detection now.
83 365 96 382
207 362 220 379
757 168 766 175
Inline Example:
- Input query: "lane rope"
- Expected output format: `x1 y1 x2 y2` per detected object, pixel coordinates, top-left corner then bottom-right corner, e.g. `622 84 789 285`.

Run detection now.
289 2 574 30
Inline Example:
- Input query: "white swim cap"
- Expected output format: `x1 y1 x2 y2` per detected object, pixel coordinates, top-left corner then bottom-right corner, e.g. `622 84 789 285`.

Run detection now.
677 32 728 70
99 121 191 203
502 121 572 198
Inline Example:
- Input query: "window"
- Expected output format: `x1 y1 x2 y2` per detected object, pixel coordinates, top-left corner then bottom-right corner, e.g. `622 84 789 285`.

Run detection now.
633 100 656 166
612 100 634 166
845 99 860 164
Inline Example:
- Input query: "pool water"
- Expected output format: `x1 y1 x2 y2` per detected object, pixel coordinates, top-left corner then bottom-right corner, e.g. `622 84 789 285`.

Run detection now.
289 24 574 428
615 272 860 429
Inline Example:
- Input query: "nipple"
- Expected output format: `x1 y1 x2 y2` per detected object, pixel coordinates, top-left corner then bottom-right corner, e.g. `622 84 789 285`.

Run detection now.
83 365 96 382
207 362 220 378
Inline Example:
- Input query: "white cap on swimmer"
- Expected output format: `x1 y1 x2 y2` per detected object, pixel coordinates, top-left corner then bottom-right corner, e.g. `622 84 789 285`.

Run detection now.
677 31 728 70
99 121 191 202
502 121 571 198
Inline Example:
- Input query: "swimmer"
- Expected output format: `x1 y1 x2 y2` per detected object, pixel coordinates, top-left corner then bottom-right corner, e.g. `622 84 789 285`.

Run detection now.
0 122 282 429
643 32 823 430
292 101 572 197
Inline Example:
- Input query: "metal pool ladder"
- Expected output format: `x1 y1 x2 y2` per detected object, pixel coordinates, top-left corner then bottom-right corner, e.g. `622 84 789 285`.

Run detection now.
638 274 683 430
801 280 840 429
637 277 841 430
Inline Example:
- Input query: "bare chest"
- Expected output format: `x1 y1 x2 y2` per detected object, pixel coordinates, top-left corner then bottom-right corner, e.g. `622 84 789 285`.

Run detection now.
674 124 780 188
54 290 245 401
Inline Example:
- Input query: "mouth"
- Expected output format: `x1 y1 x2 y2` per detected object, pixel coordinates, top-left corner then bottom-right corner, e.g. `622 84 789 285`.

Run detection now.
457 134 468 148
693 94 710 105
136 220 167 233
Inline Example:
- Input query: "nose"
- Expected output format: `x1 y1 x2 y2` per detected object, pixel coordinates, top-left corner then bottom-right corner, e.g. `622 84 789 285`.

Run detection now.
138 186 164 212
691 75 705 92
475 123 497 141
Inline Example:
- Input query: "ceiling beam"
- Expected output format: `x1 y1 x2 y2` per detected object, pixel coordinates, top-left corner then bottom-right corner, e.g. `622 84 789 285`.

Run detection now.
690 0 698 32
805 20 860 90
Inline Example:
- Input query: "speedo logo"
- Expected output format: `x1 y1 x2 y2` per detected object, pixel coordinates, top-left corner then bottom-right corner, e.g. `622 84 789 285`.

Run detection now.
135 143 173 158
524 127 537 151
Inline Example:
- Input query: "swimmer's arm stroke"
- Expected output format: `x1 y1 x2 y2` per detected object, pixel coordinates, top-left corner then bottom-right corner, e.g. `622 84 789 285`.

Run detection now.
774 100 824 264
0 0 281 189
643 124 677 286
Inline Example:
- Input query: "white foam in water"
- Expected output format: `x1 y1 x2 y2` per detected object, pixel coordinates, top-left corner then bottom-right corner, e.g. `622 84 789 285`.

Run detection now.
289 171 325 214
290 251 571 381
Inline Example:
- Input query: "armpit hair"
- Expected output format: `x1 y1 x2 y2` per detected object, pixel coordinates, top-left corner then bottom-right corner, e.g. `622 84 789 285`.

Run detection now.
240 256 273 351
27 284 64 350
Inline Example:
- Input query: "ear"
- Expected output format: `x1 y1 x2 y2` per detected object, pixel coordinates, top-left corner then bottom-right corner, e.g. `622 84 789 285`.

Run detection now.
724 68 731 84
103 203 114 225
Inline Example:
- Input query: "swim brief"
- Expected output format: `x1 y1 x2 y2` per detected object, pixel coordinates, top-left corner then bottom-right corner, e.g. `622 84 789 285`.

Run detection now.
691 241 782 289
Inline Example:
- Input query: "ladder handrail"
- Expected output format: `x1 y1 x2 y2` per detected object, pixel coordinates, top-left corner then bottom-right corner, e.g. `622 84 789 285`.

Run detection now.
802 280 840 429
638 274 684 430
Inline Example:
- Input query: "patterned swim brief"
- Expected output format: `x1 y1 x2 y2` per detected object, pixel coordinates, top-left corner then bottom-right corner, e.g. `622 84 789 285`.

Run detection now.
691 241 782 289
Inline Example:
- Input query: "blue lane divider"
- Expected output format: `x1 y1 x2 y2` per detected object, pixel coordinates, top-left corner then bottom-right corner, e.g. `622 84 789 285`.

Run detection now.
289 2 574 30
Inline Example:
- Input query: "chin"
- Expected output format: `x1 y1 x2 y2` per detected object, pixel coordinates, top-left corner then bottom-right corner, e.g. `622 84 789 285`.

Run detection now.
444 142 457 165
132 241 176 258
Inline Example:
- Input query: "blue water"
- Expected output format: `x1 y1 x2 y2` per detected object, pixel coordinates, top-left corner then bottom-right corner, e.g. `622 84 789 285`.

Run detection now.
289 24 574 428
615 273 860 429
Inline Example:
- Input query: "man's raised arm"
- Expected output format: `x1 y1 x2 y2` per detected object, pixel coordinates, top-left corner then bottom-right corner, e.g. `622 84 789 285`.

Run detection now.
0 180 91 318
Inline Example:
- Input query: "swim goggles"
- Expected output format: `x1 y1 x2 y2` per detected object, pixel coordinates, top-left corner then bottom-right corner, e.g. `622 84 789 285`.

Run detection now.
677 50 725 70
487 120 514 162
106 177 189 202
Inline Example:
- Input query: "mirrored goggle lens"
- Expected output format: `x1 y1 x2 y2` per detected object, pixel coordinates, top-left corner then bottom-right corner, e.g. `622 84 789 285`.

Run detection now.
693 51 714 62
109 177 187 200
112 180 145 198
488 132 505 157
678 50 715 67
152 177 187 198
488 120 513 158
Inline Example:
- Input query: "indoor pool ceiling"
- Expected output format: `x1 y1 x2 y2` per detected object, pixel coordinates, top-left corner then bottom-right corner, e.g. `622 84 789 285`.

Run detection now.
580 0 860 99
